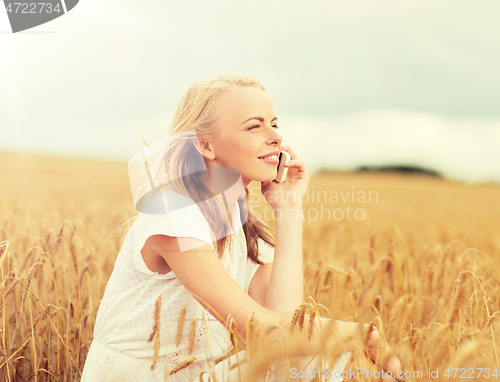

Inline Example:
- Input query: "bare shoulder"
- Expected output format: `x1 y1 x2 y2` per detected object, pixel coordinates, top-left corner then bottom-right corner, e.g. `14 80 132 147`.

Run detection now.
142 234 179 253
140 235 177 274
142 234 270 336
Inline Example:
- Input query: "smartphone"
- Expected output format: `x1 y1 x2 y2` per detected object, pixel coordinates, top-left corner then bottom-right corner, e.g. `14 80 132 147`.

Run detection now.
274 151 291 182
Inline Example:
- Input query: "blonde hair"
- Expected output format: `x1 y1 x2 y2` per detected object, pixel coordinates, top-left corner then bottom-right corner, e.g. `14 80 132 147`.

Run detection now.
156 72 276 264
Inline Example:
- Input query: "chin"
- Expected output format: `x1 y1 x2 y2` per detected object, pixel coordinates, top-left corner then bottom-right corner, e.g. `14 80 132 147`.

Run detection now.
253 173 277 183
242 167 277 184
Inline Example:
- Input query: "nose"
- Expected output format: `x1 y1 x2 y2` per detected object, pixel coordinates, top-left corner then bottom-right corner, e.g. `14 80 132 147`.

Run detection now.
267 125 283 147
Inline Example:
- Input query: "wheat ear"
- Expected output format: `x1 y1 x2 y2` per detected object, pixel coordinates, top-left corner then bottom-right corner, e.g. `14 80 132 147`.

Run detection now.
307 310 316 341
176 303 187 347
188 314 197 355
168 357 197 376
148 296 162 370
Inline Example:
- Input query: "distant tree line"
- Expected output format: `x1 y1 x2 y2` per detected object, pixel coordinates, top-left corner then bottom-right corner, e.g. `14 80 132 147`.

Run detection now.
356 164 442 177
316 164 443 178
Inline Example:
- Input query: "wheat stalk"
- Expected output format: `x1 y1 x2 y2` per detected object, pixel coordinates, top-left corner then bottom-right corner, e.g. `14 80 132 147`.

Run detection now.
168 357 197 376
424 266 434 296
175 303 187 347
78 263 93 288
148 296 162 370
51 224 65 256
388 297 406 338
314 272 323 300
291 304 305 333
228 316 237 348
13 339 29 371
18 248 34 274
297 305 307 332
0 282 4 319
307 310 316 341
188 314 197 355
21 263 39 304
465 291 477 327
403 299 414 333
480 311 499 331
70 234 79 274
32 305 50 330
0 241 8 262
5 278 20 298
246 312 260 361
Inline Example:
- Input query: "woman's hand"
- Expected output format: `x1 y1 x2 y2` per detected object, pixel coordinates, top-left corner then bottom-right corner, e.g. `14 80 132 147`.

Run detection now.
366 327 402 381
261 144 310 211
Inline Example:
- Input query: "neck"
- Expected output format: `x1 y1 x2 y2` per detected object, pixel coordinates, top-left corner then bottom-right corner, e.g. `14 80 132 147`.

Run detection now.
203 164 246 212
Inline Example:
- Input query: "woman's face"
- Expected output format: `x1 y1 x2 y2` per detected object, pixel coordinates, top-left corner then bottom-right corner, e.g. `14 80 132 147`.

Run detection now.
203 87 283 188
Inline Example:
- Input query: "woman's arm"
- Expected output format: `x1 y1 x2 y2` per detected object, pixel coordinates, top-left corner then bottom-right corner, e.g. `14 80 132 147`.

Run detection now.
151 235 343 349
248 262 273 306
150 235 401 377
247 202 304 310
261 202 304 311
258 143 309 312
152 235 332 338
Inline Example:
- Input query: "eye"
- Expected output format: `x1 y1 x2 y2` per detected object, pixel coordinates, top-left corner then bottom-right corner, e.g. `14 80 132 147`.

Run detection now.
247 124 280 130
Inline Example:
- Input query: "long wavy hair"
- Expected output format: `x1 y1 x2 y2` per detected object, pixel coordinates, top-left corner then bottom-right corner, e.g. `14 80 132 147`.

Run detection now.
148 72 276 265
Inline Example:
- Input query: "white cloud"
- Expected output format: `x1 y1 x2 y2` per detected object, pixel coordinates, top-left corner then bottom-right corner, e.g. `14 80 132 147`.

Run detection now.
280 110 500 183
1 0 499 183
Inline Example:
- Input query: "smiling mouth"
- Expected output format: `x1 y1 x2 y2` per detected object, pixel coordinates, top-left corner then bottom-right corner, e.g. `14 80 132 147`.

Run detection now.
258 154 279 160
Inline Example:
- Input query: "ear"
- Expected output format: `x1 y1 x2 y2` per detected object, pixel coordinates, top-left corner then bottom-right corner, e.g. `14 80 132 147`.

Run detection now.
192 140 216 160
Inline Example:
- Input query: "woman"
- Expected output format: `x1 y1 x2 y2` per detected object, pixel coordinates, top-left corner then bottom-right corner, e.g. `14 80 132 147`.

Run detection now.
81 73 402 381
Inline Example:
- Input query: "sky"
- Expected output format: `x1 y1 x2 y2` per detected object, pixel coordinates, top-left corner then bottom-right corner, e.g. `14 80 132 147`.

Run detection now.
1 0 499 183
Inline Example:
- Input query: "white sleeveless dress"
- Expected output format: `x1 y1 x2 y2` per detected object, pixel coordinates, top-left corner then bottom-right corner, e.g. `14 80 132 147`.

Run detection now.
81 192 350 381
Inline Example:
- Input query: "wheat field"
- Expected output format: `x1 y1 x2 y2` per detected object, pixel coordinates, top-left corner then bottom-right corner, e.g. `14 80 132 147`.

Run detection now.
0 151 499 381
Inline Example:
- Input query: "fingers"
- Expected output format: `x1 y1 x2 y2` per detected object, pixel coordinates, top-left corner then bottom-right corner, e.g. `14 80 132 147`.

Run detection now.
284 159 303 168
368 355 402 382
379 345 402 380
280 144 298 160
368 330 402 379
384 355 402 378
284 159 309 178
